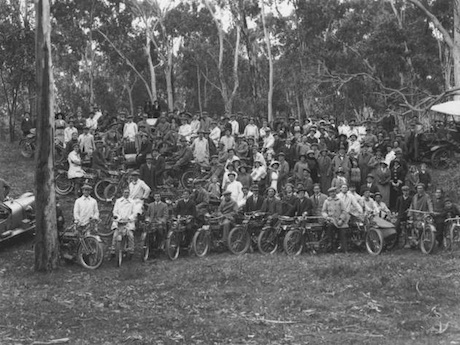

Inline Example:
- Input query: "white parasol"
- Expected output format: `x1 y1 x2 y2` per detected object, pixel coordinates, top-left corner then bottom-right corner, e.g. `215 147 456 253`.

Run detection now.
430 100 460 116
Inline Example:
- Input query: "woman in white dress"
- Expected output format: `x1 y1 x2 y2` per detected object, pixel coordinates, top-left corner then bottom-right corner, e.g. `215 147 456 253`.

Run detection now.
68 144 86 195
268 161 280 193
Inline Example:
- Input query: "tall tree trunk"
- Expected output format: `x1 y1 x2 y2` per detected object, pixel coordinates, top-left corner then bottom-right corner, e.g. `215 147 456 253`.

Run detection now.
35 0 58 272
453 0 460 99
261 0 273 122
165 44 174 112
197 66 202 114
89 0 95 104
146 36 157 102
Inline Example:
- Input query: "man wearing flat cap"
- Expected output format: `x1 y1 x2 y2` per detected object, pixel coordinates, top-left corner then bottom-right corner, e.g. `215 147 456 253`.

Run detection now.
73 184 99 228
244 185 264 212
322 186 348 252
218 190 239 242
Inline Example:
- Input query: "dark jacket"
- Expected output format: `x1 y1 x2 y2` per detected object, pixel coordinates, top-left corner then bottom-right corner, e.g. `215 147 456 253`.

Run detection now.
244 195 264 212
395 195 412 220
176 199 196 218
293 197 313 216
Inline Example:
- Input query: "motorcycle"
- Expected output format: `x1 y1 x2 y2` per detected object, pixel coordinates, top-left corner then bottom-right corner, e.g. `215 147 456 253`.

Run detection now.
114 218 134 267
443 216 460 252
402 209 437 254
141 218 165 262
283 216 327 256
0 193 35 243
59 220 104 269
227 211 268 255
19 129 66 163
165 215 194 260
192 213 225 257
258 215 299 255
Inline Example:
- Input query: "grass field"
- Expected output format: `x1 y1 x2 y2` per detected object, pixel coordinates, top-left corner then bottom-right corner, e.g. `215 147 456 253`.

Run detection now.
1 141 460 345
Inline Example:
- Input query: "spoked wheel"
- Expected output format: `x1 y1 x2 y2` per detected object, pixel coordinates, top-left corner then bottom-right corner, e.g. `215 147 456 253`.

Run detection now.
166 231 181 261
104 183 118 201
142 232 151 262
95 180 112 202
365 228 384 256
55 145 66 164
180 169 200 189
96 209 114 237
20 140 34 158
283 230 303 256
420 225 436 254
192 230 209 258
77 236 104 269
443 228 453 252
257 227 278 255
228 226 250 255
431 148 452 170
55 172 74 196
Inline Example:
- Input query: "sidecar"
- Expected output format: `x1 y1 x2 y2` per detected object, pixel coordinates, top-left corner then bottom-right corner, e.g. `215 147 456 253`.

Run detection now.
0 192 35 243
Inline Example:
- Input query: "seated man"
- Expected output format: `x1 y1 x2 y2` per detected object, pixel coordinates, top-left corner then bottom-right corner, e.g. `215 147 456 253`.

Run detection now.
244 185 264 212
218 190 239 242
129 170 151 217
321 187 348 253
260 187 283 225
293 188 313 216
176 190 197 244
144 192 169 251
110 189 136 258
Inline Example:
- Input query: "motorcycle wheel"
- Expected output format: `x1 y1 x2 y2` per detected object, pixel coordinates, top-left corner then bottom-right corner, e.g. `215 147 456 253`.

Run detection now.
55 172 74 196
180 169 200 189
166 231 181 261
103 183 118 201
228 226 250 256
77 236 104 269
20 140 34 158
283 230 303 256
55 145 66 164
257 227 278 255
365 228 384 256
95 180 112 202
420 225 436 254
192 230 209 258
142 232 151 262
116 236 127 267
96 209 114 237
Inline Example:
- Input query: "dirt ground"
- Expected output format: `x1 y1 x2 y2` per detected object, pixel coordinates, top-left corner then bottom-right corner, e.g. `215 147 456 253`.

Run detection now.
1 141 460 345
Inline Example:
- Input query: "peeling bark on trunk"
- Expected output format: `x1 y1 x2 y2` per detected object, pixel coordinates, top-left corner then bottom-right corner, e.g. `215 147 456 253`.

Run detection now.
165 45 174 112
34 0 58 272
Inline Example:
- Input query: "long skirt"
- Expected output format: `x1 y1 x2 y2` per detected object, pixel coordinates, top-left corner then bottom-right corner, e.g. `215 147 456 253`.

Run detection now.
377 183 391 206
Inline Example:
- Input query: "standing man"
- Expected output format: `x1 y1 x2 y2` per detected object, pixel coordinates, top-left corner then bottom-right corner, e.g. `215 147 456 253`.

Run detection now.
73 184 99 227
190 130 210 166
140 154 156 191
129 171 151 217
110 188 136 259
321 187 348 253
310 183 327 216
78 126 95 158
244 185 264 212
144 192 169 250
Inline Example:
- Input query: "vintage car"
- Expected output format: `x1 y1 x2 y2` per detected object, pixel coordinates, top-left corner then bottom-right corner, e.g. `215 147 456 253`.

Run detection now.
0 192 35 243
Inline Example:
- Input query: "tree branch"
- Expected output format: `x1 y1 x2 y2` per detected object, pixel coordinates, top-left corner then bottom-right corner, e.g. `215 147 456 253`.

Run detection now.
407 0 454 48
97 29 153 101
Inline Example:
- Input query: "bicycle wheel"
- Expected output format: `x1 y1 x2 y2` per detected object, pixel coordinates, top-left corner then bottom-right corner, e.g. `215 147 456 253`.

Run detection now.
257 227 278 254
116 235 127 267
77 236 104 269
192 230 209 258
142 232 151 262
365 228 384 256
96 209 114 237
166 231 181 261
228 226 250 255
55 145 66 164
104 183 118 201
452 225 460 251
95 180 112 202
443 226 453 252
420 225 436 254
55 172 74 196
283 230 303 256
20 140 34 158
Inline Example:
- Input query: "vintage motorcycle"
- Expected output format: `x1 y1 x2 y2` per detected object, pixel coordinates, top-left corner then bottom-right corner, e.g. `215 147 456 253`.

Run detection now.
59 220 104 269
165 215 194 260
0 192 35 243
443 216 460 252
192 213 226 257
258 215 300 255
401 209 437 254
227 211 268 255
283 216 327 256
19 129 66 163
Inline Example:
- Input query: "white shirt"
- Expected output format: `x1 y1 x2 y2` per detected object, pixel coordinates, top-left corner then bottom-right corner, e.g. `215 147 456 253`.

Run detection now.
64 127 78 144
251 165 267 181
113 197 136 222
129 179 151 200
244 124 259 139
178 124 192 141
68 151 85 179
263 134 275 150
73 195 99 226
226 180 244 203
86 117 98 131
210 126 221 146
190 120 201 136
230 120 239 135
123 122 138 141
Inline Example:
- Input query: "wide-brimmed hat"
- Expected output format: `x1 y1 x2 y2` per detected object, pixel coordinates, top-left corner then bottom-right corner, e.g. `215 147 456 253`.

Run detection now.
327 187 337 193
223 190 232 196
82 184 92 190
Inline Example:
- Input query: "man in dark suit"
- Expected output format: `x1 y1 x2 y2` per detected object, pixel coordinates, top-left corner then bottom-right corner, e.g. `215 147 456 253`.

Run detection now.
360 174 379 195
140 154 156 191
244 185 264 212
151 148 165 186
310 183 328 216
145 192 169 250
293 188 313 216
175 190 197 244
394 185 412 245
278 137 297 170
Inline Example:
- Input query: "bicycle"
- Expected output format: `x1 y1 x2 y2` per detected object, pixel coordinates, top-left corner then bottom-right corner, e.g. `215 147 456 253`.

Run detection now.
114 219 134 267
444 216 460 252
141 218 164 262
103 169 133 200
59 219 104 269
227 211 268 255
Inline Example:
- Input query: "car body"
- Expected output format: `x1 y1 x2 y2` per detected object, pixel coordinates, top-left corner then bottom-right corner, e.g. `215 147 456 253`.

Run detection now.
0 192 35 242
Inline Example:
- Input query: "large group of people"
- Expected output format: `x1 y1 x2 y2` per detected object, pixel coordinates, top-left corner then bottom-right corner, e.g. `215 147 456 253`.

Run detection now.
18 102 460 255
